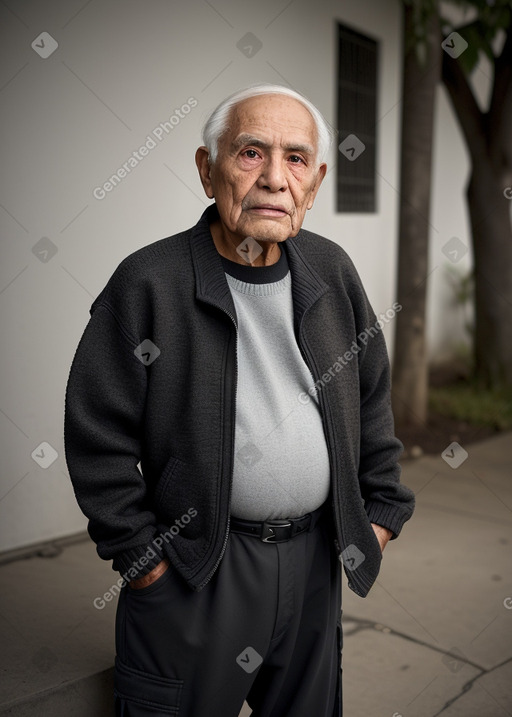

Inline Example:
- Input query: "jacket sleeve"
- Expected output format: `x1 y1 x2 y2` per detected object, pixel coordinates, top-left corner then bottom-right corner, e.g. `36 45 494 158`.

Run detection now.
64 298 164 579
354 294 415 539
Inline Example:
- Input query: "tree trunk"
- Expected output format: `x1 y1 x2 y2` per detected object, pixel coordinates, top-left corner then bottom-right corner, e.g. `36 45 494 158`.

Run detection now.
442 28 512 389
467 166 512 387
392 5 440 426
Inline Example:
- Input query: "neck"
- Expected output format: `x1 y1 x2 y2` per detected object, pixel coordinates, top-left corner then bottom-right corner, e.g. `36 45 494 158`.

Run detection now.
209 220 281 266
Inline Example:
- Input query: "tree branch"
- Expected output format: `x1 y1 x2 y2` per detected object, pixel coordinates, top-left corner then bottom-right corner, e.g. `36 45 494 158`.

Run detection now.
441 41 487 165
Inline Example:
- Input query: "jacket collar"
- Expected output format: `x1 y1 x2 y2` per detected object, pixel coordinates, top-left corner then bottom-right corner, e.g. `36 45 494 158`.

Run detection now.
189 203 331 330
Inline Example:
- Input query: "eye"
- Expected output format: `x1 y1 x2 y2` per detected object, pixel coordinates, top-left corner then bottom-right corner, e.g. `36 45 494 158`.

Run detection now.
242 149 260 159
289 155 305 164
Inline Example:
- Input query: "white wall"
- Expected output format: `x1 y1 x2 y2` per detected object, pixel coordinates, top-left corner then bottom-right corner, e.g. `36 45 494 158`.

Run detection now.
428 85 473 365
0 0 408 551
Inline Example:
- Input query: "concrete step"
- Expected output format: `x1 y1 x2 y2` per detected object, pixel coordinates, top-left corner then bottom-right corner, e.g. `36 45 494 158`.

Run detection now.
0 669 114 717
0 537 117 716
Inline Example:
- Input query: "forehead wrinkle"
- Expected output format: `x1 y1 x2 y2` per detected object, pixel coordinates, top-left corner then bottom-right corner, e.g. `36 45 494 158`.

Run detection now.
231 134 270 151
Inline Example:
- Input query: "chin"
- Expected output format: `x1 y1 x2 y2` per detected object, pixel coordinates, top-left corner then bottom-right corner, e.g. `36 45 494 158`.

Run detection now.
250 233 288 244
244 222 291 244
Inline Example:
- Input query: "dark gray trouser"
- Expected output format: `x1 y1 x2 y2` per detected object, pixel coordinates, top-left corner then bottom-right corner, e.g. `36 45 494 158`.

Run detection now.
113 504 343 716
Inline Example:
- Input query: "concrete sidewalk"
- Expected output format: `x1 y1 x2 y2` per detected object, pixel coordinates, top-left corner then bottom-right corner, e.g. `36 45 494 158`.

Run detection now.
0 432 511 716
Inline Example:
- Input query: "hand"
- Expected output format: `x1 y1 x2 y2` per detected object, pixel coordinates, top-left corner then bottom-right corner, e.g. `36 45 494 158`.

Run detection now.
129 558 170 589
371 523 393 553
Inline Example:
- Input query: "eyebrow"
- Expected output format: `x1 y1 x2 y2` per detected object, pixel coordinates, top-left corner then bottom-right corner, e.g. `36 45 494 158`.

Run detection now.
231 133 315 156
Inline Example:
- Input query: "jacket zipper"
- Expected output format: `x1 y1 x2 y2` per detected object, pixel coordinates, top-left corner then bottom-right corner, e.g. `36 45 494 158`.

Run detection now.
197 310 237 589
298 325 367 597
297 323 345 561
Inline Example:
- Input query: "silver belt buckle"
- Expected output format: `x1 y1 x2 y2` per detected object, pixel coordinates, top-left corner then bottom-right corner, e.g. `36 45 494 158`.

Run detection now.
261 521 292 543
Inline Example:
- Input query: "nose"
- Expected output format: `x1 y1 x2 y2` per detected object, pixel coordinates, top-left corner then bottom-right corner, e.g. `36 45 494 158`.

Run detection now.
257 154 288 192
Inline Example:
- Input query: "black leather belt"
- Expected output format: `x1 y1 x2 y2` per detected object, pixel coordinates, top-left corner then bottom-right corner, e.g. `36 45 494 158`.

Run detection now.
230 504 326 543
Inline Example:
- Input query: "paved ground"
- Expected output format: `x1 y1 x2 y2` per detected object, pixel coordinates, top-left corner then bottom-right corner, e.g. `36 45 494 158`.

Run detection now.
0 432 511 716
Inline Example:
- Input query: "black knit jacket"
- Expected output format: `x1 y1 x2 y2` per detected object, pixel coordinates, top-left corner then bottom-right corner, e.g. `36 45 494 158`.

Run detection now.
64 204 415 598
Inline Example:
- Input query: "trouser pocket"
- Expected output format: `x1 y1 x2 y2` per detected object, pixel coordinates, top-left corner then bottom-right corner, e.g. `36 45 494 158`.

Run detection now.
114 656 183 716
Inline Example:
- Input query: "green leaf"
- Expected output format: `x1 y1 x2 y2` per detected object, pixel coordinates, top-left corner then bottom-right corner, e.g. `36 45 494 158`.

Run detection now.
456 22 493 72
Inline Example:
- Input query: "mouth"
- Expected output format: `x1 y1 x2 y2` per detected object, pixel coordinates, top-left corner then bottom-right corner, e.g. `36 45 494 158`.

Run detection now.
247 205 289 217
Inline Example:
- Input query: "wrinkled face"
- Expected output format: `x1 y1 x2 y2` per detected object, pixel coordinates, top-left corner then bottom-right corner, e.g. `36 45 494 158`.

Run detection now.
197 94 327 245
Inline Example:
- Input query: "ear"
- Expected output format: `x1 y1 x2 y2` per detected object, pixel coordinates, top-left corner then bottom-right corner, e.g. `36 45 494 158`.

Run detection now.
195 146 215 199
306 162 327 210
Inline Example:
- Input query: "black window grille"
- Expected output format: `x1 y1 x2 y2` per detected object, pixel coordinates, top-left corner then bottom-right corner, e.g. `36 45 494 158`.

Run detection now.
336 22 378 213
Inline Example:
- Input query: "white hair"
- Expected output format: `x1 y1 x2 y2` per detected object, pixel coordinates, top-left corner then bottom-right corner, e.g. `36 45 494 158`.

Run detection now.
202 83 333 166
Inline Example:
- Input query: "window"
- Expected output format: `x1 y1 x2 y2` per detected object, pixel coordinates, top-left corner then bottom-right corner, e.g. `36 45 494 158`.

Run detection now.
336 22 378 213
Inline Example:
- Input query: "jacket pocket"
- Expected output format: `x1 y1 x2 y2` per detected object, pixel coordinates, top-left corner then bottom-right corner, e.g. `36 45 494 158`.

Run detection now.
114 656 183 715
154 455 184 507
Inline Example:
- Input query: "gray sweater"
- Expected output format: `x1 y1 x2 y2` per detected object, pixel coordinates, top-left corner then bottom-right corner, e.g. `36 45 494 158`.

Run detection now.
222 248 330 520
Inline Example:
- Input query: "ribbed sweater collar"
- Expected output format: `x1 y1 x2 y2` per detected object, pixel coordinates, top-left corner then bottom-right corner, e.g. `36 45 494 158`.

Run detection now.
189 203 330 330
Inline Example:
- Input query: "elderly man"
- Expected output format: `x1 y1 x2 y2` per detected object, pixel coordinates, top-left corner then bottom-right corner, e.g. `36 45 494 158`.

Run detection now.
64 84 414 716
